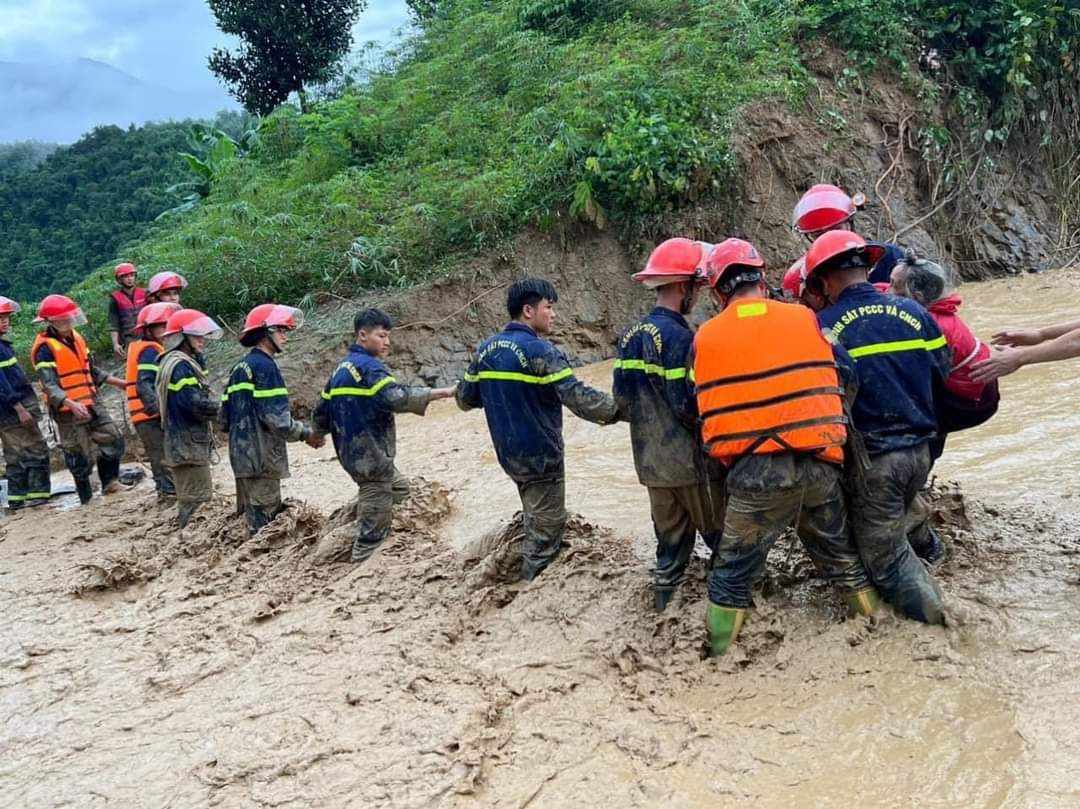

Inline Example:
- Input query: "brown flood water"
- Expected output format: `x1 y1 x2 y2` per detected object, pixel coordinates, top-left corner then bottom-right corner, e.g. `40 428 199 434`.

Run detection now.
2 271 1080 807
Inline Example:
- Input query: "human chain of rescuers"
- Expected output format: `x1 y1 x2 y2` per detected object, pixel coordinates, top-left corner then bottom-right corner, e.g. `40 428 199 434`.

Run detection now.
2 184 1076 655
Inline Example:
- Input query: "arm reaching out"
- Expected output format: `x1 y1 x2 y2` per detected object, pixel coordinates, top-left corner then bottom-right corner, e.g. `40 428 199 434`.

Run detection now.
972 328 1080 382
992 318 1080 348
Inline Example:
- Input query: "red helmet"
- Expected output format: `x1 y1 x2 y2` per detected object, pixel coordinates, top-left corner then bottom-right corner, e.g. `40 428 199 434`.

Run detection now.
0 297 21 315
162 309 223 349
148 271 188 295
792 185 864 235
633 238 709 288
114 262 137 279
137 302 182 331
703 238 765 294
239 303 304 340
781 259 805 299
34 294 85 325
804 230 886 279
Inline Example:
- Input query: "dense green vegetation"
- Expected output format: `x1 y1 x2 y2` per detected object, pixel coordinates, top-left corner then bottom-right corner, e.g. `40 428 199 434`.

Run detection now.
10 0 1078 353
0 141 59 180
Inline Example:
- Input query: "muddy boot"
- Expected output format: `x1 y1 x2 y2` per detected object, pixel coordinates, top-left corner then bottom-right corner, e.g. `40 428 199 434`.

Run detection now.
911 525 946 567
654 584 677 613
706 603 746 657
75 476 93 505
97 453 121 492
177 502 200 529
845 587 883 617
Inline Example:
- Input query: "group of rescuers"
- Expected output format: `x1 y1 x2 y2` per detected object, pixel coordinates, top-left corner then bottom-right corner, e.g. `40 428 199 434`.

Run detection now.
4 183 1054 656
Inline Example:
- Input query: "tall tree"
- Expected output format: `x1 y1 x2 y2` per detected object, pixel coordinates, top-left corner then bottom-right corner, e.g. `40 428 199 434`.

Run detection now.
207 0 367 115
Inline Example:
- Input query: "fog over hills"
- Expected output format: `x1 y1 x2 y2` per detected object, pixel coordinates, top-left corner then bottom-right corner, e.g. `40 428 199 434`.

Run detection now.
0 58 236 143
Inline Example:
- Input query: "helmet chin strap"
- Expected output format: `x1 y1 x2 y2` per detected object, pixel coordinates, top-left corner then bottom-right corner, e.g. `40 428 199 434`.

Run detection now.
267 328 285 354
679 281 696 315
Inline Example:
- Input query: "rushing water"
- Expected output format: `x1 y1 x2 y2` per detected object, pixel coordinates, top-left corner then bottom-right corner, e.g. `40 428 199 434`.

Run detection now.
932 267 1080 505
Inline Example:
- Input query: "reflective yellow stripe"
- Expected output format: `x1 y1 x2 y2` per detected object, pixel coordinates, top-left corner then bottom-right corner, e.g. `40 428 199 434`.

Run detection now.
462 368 574 385
847 335 948 359
0 357 16 369
26 491 51 500
613 359 687 380
137 364 159 372
320 376 396 399
167 376 201 392
688 367 696 383
221 382 289 402
34 361 58 370
736 302 768 318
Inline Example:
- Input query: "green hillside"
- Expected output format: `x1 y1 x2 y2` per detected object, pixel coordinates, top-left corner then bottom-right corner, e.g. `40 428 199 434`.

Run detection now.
14 0 1079 350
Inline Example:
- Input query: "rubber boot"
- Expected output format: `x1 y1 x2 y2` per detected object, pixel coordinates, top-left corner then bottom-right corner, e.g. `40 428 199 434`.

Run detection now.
654 585 676 613
706 603 746 657
75 476 93 505
845 587 883 617
912 525 946 567
177 502 199 529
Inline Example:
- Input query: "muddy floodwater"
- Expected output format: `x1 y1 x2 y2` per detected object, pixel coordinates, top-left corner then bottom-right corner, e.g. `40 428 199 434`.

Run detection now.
3 271 1080 807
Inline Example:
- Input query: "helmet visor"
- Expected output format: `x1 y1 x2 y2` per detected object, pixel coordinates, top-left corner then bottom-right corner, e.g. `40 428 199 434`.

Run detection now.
0 298 21 315
182 314 224 340
794 190 855 233
48 309 88 328
265 305 304 331
150 272 188 294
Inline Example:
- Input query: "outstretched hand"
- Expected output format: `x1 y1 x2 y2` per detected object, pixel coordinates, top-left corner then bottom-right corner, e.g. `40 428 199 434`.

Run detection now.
432 385 457 400
991 328 1041 348
305 432 326 449
970 347 1023 383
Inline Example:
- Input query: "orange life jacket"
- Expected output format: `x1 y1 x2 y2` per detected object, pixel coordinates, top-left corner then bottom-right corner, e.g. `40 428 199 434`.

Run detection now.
31 330 97 413
125 339 161 425
694 298 846 466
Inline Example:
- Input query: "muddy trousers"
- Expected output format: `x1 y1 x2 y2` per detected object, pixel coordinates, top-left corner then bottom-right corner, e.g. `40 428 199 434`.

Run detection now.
708 456 870 608
848 443 945 625
236 476 285 536
0 416 51 510
515 476 566 581
170 463 212 528
56 408 124 504
647 480 726 594
134 421 174 497
351 470 410 564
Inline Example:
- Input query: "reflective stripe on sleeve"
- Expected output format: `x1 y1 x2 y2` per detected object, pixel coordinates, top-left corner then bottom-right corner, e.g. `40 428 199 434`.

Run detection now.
137 364 159 372
221 382 289 402
167 376 202 392
319 376 396 399
613 359 687 380
0 357 16 369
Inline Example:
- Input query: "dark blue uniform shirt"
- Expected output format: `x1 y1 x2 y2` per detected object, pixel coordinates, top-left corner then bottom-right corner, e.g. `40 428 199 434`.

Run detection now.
0 336 35 426
818 282 951 456
456 322 619 482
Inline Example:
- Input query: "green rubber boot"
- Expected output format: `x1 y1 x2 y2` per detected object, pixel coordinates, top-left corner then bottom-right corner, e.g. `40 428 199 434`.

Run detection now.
845 587 883 617
705 603 746 657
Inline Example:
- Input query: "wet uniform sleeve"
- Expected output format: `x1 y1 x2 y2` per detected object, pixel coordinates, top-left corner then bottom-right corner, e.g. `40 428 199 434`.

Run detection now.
171 364 220 421
375 368 434 416
107 297 121 333
665 335 697 429
0 363 18 409
831 343 859 403
541 345 620 425
33 343 67 408
311 377 333 435
88 353 109 387
136 346 160 415
255 361 310 441
455 355 482 412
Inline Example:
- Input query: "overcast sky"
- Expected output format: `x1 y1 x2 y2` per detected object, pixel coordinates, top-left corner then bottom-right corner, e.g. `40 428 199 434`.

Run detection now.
0 0 412 102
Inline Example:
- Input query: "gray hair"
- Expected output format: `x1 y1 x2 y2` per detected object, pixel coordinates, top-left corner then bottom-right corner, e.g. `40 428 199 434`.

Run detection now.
893 248 955 305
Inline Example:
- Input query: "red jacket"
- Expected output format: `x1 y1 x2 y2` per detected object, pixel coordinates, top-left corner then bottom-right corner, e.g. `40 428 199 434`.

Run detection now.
927 294 989 401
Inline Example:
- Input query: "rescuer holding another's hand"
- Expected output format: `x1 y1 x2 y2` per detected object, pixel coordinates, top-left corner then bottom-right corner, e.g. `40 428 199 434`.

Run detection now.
614 238 726 612
693 239 878 657
221 304 324 536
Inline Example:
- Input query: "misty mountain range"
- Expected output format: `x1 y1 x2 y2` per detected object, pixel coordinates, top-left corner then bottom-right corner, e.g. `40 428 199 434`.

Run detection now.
1 58 236 144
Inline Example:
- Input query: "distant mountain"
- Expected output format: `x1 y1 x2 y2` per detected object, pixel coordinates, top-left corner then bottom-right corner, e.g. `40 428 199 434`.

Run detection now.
0 58 236 144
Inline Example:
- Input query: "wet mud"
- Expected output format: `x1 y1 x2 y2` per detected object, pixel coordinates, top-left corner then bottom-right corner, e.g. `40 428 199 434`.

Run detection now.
5 274 1080 807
